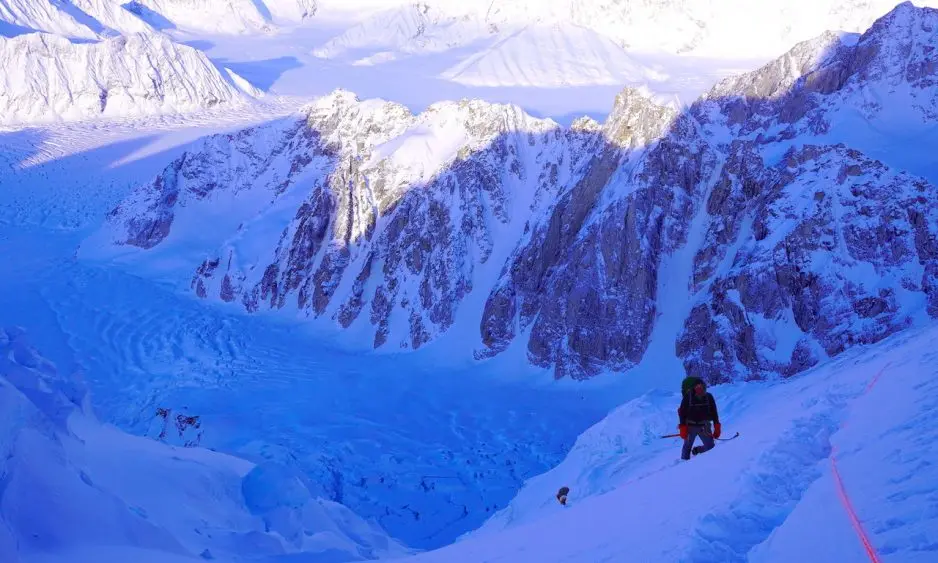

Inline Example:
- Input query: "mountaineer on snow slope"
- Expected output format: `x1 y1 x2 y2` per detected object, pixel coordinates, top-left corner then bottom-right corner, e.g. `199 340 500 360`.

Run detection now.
678 377 721 461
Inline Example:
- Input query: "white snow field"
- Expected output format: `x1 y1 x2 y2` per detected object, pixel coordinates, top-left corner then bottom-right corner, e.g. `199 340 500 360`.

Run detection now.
396 325 938 562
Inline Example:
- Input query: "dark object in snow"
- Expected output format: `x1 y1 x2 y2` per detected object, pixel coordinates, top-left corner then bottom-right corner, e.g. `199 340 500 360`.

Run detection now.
556 486 570 506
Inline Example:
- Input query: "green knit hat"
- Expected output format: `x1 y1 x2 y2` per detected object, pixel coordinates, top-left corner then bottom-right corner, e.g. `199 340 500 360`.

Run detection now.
681 376 704 395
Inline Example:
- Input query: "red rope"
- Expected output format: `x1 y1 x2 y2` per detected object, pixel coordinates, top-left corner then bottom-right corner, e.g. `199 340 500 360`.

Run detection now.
829 362 891 563
830 445 882 563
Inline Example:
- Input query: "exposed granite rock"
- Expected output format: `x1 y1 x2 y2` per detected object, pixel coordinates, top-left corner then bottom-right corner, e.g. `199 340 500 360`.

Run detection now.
677 144 938 383
98 4 938 382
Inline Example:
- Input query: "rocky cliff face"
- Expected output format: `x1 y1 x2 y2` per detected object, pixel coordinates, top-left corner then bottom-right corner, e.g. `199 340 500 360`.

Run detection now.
674 1 938 382
105 90 603 351
96 2 938 382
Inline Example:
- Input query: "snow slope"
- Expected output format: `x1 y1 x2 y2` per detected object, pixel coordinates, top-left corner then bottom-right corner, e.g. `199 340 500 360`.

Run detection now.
0 326 410 563
0 0 155 39
71 0 156 35
131 0 272 34
439 23 670 87
128 0 321 33
396 324 938 562
0 32 254 125
0 0 98 39
310 0 938 88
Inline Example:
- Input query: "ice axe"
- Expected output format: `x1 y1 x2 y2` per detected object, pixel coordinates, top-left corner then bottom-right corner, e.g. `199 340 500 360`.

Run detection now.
660 431 740 441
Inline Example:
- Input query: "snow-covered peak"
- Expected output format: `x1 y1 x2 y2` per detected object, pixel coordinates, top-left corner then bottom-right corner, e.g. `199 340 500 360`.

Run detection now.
847 1 938 87
415 325 938 561
0 0 98 39
602 86 679 147
131 0 273 34
0 31 252 125
706 31 851 101
264 0 318 22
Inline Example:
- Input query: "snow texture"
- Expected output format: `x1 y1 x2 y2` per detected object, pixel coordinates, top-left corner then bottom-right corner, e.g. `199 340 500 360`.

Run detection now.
0 32 252 125
397 324 938 562
310 0 938 87
0 327 411 563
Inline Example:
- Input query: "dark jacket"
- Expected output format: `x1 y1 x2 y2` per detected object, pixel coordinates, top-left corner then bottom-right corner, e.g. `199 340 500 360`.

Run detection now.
679 390 719 426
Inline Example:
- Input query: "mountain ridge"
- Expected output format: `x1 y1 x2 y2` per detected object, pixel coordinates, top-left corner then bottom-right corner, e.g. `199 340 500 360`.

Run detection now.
87 2 938 383
0 31 255 125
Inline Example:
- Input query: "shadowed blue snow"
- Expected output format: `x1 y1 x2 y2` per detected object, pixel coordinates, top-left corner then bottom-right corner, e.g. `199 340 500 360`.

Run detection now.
0 327 414 563
0 221 617 549
0 118 619 548
398 326 938 562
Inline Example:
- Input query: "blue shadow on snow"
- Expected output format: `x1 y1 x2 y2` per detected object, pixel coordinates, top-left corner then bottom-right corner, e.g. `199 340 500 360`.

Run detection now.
213 56 304 92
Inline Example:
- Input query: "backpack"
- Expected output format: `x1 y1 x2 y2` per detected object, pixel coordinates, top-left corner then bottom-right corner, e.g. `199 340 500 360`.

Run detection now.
681 376 704 396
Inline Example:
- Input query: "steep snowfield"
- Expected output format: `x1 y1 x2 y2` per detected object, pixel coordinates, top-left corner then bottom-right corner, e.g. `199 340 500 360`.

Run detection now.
0 0 155 39
0 327 410 563
439 23 670 87
264 0 319 22
310 0 938 88
0 32 253 125
396 325 938 562
0 0 97 39
71 0 156 35
131 0 272 34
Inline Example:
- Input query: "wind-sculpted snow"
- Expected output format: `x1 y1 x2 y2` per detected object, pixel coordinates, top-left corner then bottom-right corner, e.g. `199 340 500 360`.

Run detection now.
0 326 411 562
0 0 99 39
0 0 318 40
129 0 318 33
0 32 252 125
95 3 938 383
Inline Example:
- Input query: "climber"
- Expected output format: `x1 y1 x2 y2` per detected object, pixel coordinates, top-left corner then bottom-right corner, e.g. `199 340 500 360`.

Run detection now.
677 376 720 461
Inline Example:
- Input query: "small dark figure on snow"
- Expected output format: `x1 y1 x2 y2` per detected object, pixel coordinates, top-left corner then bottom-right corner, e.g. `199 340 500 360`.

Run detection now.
678 376 721 460
556 486 570 506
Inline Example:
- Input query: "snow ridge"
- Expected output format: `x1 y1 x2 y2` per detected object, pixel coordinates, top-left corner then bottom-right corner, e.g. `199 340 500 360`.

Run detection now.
310 0 938 88
0 32 252 125
91 3 938 383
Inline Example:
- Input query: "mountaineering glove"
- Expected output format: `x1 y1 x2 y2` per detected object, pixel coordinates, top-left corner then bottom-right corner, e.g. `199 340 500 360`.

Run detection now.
679 424 688 440
713 422 722 439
